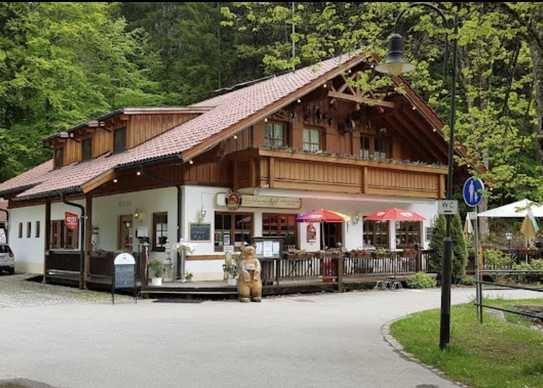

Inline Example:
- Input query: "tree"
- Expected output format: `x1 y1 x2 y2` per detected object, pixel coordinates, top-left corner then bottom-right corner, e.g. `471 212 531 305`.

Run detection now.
0 2 163 182
429 214 468 281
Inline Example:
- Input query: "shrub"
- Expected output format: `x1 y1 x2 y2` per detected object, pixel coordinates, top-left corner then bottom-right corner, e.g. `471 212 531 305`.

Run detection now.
148 259 164 278
460 275 475 286
429 214 468 281
484 249 513 268
406 272 437 289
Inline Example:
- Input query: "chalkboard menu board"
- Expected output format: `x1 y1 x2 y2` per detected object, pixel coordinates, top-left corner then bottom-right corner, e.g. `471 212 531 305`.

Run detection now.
115 264 135 288
190 223 211 241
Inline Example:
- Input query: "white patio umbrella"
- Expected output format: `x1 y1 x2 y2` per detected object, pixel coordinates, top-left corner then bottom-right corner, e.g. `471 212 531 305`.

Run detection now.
478 199 543 218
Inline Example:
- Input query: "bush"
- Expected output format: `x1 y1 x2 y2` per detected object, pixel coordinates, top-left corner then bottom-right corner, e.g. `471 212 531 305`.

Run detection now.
148 259 164 278
406 272 437 289
484 249 513 268
429 214 468 281
459 275 475 286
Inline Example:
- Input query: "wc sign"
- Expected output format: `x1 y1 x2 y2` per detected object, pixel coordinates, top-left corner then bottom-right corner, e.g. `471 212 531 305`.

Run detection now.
64 211 79 231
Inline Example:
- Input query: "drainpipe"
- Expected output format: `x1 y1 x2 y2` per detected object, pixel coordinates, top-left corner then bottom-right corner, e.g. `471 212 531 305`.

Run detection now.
59 192 85 289
0 207 8 244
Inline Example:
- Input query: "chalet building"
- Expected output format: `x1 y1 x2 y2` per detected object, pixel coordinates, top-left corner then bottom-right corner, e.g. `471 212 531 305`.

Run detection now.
0 53 449 284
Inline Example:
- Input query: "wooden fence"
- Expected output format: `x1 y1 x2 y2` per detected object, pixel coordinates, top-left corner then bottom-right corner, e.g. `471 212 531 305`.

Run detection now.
261 250 432 286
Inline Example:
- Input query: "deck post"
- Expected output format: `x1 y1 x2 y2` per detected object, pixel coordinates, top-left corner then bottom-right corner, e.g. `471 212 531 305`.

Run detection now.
43 200 51 283
84 194 93 289
337 256 344 292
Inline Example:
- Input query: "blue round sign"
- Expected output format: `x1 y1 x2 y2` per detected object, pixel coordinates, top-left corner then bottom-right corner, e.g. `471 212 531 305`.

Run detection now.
463 177 484 207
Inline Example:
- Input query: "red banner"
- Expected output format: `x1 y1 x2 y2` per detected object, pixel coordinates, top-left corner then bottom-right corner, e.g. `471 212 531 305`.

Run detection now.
64 211 79 231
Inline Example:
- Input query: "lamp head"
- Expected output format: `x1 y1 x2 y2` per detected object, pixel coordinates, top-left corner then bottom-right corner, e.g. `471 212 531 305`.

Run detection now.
375 33 415 76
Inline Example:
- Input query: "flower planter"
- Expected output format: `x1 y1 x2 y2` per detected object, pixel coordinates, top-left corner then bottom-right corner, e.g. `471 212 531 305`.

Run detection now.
151 277 163 286
227 278 237 286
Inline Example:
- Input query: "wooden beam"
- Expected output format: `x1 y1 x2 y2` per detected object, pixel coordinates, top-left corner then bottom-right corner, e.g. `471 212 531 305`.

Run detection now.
268 157 275 188
327 91 395 109
43 200 51 283
81 169 116 194
84 194 92 289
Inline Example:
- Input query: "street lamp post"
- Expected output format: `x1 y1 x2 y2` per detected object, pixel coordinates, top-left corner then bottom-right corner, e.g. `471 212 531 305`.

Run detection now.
375 2 458 350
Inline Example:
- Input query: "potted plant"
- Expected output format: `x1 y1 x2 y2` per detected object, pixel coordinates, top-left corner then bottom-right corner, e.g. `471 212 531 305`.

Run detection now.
148 259 164 286
223 261 238 286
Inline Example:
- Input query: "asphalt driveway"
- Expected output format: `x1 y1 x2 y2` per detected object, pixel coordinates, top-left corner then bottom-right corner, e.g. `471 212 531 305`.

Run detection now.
0 281 539 388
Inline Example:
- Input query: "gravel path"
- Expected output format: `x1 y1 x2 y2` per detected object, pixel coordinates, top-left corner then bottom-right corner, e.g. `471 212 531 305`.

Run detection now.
0 274 131 308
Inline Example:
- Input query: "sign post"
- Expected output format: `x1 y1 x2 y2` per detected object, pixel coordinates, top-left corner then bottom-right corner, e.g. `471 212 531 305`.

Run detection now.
463 177 484 322
112 253 137 304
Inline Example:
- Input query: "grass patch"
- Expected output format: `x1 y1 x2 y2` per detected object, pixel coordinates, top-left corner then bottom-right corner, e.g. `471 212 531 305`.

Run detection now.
391 299 543 388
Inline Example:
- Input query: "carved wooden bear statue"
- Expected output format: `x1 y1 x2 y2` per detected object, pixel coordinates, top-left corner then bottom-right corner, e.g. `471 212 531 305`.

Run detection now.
238 246 262 302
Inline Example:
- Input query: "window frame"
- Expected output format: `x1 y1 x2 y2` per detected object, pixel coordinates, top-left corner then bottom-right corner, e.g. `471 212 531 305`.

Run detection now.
152 212 168 252
264 121 288 148
214 212 253 252
262 213 297 246
26 222 31 238
50 220 78 250
113 127 127 154
81 137 92 161
395 221 422 249
363 220 389 249
18 222 23 239
303 127 322 153
35 221 40 238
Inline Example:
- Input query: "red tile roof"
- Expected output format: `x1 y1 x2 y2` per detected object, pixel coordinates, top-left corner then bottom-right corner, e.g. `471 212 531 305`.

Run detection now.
0 54 362 200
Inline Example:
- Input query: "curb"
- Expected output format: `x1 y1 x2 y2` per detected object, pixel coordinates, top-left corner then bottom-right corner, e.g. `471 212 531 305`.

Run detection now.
381 317 469 388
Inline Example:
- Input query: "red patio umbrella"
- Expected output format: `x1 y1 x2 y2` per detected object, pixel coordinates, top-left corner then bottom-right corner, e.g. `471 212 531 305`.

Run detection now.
296 209 349 223
364 208 426 221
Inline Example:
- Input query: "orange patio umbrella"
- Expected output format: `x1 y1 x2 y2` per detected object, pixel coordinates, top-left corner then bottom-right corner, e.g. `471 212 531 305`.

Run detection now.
364 208 426 222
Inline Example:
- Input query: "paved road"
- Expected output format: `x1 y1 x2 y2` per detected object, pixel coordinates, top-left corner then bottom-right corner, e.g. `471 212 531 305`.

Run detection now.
0 282 539 388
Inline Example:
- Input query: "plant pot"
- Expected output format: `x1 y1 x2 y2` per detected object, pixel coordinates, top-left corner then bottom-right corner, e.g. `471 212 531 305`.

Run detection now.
151 277 162 286
227 278 237 286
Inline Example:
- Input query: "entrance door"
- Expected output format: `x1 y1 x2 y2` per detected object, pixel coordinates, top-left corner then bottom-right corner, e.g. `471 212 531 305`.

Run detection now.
323 222 343 249
118 214 134 252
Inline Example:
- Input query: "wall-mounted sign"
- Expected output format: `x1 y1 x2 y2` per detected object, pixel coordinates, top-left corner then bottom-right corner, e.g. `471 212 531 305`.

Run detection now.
217 193 301 209
306 223 317 243
64 212 79 231
438 200 458 215
225 191 242 210
189 223 211 241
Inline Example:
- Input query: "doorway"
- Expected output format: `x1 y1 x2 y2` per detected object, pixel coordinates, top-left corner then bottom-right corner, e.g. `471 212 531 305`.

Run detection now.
322 222 343 249
118 214 134 252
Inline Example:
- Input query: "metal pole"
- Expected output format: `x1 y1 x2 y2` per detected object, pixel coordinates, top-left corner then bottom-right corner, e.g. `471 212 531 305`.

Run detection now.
440 9 458 351
474 206 481 322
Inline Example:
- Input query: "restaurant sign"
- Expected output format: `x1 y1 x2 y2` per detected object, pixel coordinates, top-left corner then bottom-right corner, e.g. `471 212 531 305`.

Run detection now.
64 212 79 231
217 193 301 210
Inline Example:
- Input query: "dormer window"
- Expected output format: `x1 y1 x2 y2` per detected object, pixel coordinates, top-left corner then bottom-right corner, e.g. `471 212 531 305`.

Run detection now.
82 138 92 161
113 127 127 154
54 147 64 169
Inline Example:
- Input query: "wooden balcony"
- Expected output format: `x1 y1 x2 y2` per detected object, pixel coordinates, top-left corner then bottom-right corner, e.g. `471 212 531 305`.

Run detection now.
233 149 447 199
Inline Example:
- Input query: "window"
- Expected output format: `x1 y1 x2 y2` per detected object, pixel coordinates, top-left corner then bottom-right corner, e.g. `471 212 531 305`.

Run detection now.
264 121 287 148
50 220 78 250
360 136 371 160
26 222 31 238
363 220 389 249
113 127 127 154
396 221 422 249
82 138 92 161
262 213 297 246
152 212 168 252
54 147 64 169
35 221 40 238
18 222 22 239
303 128 321 152
214 212 253 251
374 138 391 160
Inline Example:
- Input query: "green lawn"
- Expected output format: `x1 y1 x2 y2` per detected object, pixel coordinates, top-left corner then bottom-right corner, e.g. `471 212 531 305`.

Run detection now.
391 299 543 388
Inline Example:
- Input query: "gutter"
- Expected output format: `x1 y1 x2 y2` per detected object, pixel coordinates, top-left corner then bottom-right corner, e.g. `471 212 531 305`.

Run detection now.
59 192 86 290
